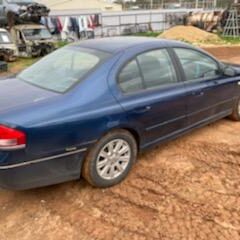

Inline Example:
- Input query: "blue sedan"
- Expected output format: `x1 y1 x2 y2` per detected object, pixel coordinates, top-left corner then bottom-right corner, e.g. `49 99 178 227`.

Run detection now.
0 37 239 190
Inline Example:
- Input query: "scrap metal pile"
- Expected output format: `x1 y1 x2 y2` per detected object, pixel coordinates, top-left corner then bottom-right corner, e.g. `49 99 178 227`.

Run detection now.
1 0 50 28
0 0 54 63
186 1 240 33
186 10 228 32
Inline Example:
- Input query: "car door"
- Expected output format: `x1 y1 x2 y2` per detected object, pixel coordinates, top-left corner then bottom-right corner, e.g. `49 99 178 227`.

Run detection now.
172 47 236 126
112 48 188 148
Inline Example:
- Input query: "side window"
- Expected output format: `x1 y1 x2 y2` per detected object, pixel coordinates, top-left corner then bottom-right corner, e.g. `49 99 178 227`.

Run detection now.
137 49 177 89
118 59 143 93
174 48 220 81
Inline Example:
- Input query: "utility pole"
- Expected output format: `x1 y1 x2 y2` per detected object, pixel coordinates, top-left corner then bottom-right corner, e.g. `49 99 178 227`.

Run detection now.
213 0 217 8
122 0 125 10
161 0 164 9
195 0 199 8
150 0 153 9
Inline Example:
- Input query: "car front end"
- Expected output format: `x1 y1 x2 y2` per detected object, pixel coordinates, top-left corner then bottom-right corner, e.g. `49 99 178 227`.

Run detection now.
13 24 55 57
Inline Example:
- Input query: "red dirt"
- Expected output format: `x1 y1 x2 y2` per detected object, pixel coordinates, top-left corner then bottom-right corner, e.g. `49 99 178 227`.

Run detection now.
0 47 240 240
203 46 240 64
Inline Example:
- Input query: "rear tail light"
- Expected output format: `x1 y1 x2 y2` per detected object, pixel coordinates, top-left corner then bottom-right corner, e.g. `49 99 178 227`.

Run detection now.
0 125 26 150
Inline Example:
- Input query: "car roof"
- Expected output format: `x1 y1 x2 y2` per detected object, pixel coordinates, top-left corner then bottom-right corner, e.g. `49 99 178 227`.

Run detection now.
73 36 189 54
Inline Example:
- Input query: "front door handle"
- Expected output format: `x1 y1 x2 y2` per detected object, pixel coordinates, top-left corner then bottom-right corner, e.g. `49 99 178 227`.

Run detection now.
133 106 152 114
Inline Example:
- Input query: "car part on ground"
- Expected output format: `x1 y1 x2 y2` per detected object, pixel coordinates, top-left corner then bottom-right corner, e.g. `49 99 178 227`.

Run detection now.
0 0 50 29
10 24 55 58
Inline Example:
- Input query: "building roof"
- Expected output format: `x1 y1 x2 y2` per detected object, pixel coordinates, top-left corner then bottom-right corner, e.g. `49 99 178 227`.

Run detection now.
37 0 122 12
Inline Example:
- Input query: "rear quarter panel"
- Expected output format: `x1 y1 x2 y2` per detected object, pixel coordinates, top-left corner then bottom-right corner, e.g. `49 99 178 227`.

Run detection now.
0 53 129 161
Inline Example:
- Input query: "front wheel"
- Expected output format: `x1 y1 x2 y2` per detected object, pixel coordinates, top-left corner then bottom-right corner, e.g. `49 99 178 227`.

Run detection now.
82 130 137 188
230 98 240 121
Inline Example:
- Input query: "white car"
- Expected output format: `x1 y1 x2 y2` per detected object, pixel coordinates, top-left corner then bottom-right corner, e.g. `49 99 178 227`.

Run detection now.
0 28 17 61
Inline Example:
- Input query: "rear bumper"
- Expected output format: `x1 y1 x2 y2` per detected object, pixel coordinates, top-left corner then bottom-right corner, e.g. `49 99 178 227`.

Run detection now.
0 148 87 190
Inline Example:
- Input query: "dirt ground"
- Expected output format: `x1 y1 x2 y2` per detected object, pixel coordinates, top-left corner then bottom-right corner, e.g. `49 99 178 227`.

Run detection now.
0 47 240 240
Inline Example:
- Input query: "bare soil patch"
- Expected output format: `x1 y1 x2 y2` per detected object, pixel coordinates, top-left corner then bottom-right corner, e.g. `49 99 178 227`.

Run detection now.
159 26 220 43
203 46 240 64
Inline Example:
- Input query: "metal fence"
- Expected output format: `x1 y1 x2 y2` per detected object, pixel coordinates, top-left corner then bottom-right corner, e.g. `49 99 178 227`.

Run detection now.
99 10 189 37
50 8 206 39
122 0 230 10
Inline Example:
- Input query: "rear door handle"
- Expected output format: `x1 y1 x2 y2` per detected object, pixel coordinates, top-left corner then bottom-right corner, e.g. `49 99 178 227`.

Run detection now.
213 79 220 85
133 106 152 114
192 91 204 97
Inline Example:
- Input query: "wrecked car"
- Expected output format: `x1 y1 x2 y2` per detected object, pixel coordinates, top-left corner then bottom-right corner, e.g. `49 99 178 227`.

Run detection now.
0 0 50 28
10 24 55 57
0 28 17 61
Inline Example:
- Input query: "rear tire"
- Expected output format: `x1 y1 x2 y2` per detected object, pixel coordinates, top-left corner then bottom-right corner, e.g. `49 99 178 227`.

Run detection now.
82 130 137 188
230 98 240 121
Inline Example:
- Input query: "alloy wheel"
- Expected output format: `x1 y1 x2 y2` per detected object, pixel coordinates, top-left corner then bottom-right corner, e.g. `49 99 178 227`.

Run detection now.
96 139 131 180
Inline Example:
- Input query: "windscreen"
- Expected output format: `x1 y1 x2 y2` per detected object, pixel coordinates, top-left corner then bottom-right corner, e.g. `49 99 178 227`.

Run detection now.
0 32 12 43
23 28 52 40
18 46 110 93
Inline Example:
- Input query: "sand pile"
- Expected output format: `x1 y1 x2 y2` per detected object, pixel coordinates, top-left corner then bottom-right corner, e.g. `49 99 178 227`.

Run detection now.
159 25 220 43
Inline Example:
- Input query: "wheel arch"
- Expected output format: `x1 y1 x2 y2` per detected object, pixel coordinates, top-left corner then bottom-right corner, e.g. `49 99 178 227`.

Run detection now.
121 127 141 151
99 125 142 152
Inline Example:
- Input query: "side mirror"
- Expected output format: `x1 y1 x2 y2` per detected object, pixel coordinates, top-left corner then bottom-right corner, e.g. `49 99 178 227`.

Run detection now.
223 66 236 77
